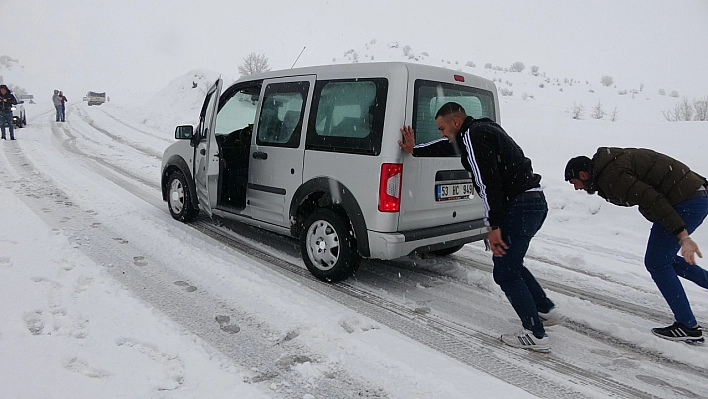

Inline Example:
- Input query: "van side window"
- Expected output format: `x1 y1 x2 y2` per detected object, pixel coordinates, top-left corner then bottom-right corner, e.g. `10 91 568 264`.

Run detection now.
413 80 496 150
256 81 309 148
215 84 261 141
306 78 388 156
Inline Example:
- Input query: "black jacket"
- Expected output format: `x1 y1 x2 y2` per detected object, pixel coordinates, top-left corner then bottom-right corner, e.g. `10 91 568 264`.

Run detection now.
0 88 17 113
413 117 541 226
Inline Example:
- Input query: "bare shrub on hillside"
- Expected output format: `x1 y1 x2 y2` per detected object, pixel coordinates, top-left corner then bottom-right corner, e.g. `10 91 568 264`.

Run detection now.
539 83 545 88
694 97 708 121
618 89 627 95
610 107 619 122
499 87 513 96
238 52 271 76
521 93 528 100
484 63 492 69
658 88 666 96
662 98 694 121
670 90 679 98
600 75 614 87
572 103 585 119
465 61 475 68
530 65 540 76
509 61 525 73
591 101 606 119
640 83 644 92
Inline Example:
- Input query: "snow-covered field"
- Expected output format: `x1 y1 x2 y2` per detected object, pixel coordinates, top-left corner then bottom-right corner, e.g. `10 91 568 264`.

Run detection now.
1 44 707 398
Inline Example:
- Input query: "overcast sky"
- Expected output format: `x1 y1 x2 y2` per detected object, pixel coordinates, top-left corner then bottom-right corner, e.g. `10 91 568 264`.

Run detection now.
4 0 707 100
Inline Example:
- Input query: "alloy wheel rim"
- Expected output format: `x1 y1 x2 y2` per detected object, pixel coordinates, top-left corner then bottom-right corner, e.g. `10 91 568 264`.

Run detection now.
306 220 340 271
169 179 184 214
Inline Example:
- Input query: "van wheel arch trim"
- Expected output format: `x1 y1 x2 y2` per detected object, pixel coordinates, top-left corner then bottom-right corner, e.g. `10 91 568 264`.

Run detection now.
290 177 370 258
162 155 198 209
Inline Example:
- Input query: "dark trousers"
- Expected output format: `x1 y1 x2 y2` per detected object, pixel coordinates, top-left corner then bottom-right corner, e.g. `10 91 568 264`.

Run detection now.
644 196 708 327
493 194 554 337
0 111 14 139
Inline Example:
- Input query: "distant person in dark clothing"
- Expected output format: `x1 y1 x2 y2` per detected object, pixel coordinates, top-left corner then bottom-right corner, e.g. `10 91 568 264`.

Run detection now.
399 102 562 352
0 84 17 140
52 90 62 122
566 149 707 344
59 91 68 122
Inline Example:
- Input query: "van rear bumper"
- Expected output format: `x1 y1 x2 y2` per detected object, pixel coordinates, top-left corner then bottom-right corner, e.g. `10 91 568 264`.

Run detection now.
366 219 488 259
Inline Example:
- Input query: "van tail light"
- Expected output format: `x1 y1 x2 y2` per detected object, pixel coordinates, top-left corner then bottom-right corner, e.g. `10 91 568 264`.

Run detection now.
379 163 402 212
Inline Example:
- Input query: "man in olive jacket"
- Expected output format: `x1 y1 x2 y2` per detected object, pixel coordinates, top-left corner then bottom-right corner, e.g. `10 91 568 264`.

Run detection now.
565 148 708 343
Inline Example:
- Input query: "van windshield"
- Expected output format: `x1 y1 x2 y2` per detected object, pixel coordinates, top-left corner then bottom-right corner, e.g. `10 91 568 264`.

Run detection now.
413 80 496 150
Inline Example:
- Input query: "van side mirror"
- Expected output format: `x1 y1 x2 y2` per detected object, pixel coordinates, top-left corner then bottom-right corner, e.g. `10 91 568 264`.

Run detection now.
18 100 24 104
175 125 194 140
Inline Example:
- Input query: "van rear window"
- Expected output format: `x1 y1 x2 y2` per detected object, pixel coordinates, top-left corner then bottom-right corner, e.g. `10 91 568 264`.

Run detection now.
413 80 496 152
306 78 388 156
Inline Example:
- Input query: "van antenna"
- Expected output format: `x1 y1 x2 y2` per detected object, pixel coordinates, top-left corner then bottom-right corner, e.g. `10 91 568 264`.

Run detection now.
291 46 306 69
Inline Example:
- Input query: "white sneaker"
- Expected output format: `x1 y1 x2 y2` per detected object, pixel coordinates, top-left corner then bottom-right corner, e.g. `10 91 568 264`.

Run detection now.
539 307 566 327
500 329 551 352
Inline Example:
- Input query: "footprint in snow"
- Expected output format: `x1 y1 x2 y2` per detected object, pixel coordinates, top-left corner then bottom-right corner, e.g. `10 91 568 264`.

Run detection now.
133 256 148 267
63 357 111 379
173 281 197 292
215 315 240 334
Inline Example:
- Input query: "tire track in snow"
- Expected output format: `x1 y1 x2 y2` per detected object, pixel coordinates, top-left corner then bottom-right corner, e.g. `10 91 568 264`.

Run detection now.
34 108 708 397
4 123 392 399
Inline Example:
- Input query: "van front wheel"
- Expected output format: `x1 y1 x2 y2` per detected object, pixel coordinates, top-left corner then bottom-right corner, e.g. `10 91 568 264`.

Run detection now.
300 209 360 282
167 171 198 222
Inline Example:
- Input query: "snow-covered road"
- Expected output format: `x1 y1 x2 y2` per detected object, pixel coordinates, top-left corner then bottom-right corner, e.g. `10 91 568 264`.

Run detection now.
1 99 707 398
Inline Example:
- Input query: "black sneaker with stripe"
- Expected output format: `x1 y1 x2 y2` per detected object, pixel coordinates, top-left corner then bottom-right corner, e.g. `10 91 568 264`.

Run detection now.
651 322 704 343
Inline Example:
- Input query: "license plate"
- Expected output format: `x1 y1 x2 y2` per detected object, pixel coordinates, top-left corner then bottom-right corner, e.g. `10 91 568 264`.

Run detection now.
436 183 474 201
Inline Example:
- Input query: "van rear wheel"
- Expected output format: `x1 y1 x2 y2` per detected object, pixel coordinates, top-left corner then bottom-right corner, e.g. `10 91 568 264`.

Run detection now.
300 209 360 282
167 171 198 222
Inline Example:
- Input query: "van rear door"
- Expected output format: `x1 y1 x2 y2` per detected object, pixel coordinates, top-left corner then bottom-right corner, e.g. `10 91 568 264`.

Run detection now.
397 76 497 231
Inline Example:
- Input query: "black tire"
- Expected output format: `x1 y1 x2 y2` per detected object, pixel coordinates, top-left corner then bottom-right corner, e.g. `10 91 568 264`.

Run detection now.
15 115 23 128
429 244 465 257
300 209 360 282
23 114 26 126
167 171 198 222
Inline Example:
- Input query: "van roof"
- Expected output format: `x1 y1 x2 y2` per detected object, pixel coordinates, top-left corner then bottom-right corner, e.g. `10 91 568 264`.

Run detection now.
234 62 495 89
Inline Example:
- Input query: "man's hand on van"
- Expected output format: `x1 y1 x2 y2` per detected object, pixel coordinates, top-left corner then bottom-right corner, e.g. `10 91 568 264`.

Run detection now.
399 126 415 154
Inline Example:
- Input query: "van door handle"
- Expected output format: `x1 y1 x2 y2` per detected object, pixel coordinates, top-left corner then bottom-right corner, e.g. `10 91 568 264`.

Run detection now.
252 151 268 160
200 148 206 155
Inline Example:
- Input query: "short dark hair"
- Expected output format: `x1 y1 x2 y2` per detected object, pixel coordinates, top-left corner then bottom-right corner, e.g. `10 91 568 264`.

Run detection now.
564 156 592 181
435 102 466 119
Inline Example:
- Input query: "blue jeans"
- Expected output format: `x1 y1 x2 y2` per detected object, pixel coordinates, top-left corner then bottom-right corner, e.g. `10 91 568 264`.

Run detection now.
0 111 14 138
644 196 708 327
55 105 62 121
493 194 554 337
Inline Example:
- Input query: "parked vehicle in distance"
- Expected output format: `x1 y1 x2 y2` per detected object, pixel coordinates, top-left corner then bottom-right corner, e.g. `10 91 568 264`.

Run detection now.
87 91 106 106
12 100 26 128
161 62 498 282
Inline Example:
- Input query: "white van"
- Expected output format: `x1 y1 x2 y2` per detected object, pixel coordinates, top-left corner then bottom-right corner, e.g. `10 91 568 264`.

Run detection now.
161 62 497 281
